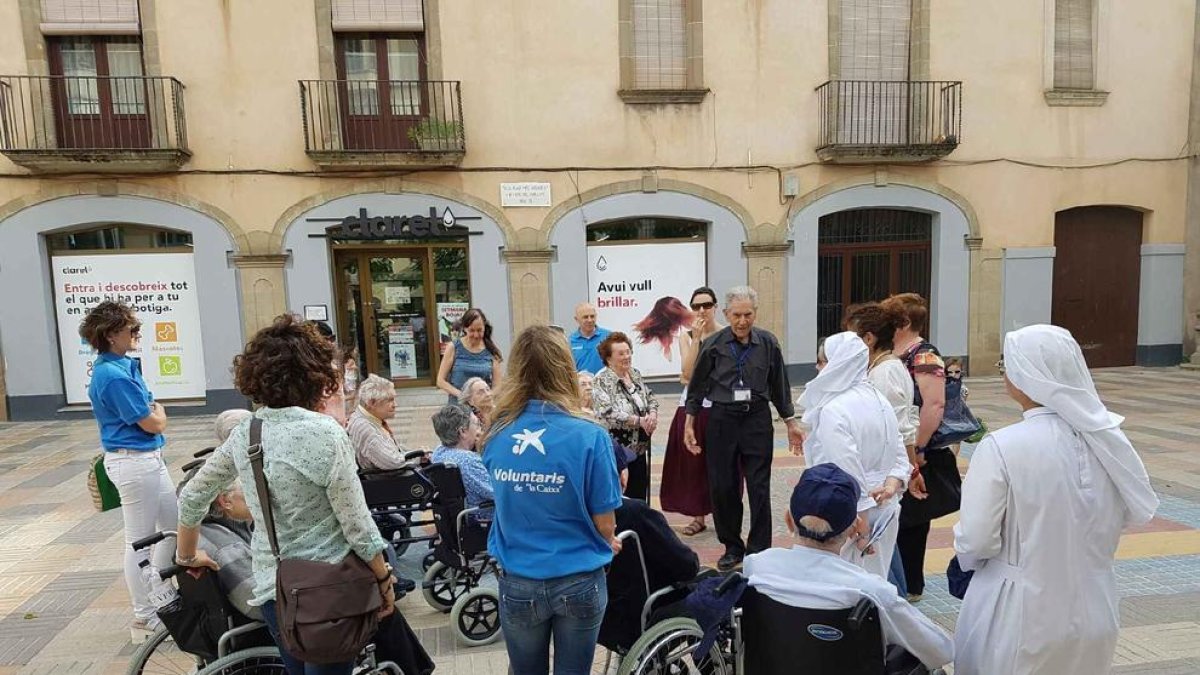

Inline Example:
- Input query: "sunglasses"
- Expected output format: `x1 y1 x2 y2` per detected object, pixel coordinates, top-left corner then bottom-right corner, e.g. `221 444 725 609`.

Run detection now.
946 369 962 377
129 325 142 337
690 301 715 311
995 356 1005 373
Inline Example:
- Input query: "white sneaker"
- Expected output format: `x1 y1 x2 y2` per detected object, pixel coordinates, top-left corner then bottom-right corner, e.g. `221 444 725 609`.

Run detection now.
130 616 163 644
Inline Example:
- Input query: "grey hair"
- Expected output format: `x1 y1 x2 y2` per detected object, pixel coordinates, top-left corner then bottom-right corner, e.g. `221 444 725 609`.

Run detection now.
457 377 486 405
431 403 473 447
215 409 252 443
178 471 243 520
725 285 758 308
796 515 851 547
357 374 395 407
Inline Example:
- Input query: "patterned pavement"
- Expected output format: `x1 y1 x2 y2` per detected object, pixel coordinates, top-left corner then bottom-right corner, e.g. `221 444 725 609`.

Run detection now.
0 367 1196 673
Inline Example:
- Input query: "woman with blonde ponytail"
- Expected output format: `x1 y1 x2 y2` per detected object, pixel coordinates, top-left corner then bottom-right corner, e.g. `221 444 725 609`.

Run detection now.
482 325 624 675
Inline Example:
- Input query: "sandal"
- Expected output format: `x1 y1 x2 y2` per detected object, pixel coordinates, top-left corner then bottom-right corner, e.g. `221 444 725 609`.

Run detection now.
681 520 707 536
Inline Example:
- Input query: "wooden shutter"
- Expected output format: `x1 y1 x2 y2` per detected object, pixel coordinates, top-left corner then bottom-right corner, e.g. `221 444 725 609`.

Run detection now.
631 0 686 89
332 0 424 32
41 0 140 35
1054 0 1095 90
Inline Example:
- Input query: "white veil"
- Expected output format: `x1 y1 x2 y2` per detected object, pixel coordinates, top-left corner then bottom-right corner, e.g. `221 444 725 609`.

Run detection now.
798 332 870 427
1004 325 1158 525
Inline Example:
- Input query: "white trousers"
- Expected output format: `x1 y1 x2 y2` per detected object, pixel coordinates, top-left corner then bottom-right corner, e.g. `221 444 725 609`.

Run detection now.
104 450 178 620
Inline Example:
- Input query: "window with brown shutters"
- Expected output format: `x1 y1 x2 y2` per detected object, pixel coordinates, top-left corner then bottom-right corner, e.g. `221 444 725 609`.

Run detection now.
332 0 424 32
40 0 140 35
618 0 705 102
1053 0 1095 90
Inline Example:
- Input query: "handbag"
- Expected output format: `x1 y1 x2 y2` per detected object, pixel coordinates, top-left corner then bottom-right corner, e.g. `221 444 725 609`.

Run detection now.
946 555 975 600
87 453 121 512
899 447 961 527
905 343 983 450
247 418 382 664
612 377 653 456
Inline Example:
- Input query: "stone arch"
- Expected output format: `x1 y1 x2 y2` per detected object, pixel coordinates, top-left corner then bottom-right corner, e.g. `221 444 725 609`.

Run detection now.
0 182 248 253
272 179 516 253
786 175 981 241
0 192 244 416
545 180 755 326
277 188 515 353
785 182 975 365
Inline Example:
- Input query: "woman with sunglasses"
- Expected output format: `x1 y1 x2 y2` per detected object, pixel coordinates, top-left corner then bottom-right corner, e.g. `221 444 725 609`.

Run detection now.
659 287 724 536
79 300 175 642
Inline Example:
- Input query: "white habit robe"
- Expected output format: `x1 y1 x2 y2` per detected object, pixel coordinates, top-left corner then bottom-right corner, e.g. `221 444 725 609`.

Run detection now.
953 408 1128 675
803 383 910 579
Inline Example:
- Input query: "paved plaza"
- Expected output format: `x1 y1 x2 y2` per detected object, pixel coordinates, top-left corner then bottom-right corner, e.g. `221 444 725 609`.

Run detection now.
0 367 1196 673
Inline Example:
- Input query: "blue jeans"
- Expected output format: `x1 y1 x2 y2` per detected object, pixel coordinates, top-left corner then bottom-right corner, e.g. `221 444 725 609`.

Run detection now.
499 567 608 675
888 546 908 596
260 600 355 675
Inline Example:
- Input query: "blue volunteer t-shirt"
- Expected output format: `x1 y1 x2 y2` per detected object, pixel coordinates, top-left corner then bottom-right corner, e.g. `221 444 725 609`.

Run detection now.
569 326 611 375
88 352 164 451
484 400 623 579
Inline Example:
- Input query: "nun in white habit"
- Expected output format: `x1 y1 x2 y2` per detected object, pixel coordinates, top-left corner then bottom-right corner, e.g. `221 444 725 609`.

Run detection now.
796 331 911 579
953 325 1158 675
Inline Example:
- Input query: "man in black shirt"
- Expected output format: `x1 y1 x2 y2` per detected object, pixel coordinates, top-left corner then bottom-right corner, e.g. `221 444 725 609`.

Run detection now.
685 285 804 571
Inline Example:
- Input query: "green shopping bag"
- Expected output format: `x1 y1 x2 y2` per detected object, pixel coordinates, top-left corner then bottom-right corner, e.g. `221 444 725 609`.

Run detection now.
87 453 122 512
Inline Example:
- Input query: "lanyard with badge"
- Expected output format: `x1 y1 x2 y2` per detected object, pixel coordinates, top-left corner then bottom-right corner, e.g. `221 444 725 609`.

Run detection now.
729 341 755 402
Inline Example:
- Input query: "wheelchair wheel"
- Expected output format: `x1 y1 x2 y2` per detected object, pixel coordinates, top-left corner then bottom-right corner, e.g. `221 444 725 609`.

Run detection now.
422 550 437 572
125 625 201 675
450 586 502 647
194 646 287 674
422 561 469 613
616 617 730 675
377 512 412 558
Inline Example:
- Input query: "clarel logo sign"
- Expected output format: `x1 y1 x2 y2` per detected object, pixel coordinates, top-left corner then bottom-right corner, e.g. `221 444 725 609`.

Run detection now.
307 207 482 241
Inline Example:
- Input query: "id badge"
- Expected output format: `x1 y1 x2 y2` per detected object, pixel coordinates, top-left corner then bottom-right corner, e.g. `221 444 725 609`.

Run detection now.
733 387 752 402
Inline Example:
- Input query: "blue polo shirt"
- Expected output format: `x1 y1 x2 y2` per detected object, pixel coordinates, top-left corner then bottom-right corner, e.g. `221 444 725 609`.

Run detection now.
88 352 164 451
569 327 611 374
483 400 622 579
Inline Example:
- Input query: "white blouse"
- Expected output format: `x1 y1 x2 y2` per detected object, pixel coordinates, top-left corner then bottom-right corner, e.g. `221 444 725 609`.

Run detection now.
868 356 918 447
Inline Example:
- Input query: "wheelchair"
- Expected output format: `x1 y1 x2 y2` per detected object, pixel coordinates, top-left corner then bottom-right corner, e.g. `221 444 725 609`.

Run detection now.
612 571 939 675
361 450 441 562
360 461 501 647
124 530 403 675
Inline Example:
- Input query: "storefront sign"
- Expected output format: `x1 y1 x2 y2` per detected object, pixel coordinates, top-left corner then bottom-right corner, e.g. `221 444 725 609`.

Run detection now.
586 241 707 377
51 252 207 404
307 207 481 241
500 182 552 208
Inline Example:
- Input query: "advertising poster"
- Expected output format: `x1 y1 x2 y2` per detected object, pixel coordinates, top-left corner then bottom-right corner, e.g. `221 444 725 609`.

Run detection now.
52 253 207 404
436 302 469 355
586 241 706 377
388 326 418 379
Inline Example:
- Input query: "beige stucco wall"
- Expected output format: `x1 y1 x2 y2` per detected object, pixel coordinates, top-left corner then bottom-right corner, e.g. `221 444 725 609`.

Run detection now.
0 0 1193 379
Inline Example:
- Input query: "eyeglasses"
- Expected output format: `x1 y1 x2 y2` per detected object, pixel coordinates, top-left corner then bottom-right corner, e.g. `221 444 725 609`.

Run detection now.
995 356 1005 373
129 325 142 337
946 369 962 377
690 301 715 311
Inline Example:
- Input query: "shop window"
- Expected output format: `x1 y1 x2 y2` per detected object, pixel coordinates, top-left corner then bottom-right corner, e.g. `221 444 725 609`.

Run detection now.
47 223 192 252
586 217 705 242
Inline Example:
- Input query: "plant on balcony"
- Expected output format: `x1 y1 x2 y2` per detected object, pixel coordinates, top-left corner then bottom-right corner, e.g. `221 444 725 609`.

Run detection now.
407 118 462 151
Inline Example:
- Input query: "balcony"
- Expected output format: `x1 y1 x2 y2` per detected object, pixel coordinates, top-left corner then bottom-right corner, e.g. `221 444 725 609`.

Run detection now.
0 75 189 173
815 80 962 164
300 80 465 170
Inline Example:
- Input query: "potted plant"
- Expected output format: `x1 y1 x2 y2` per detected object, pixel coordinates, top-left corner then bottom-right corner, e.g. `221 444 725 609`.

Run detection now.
407 118 463 151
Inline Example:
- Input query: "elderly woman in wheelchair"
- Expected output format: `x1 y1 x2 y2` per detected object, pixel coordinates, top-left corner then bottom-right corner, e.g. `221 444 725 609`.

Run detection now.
611 464 953 675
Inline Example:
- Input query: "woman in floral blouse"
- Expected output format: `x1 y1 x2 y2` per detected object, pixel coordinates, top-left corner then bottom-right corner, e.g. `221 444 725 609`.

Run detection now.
592 332 660 501
175 314 393 675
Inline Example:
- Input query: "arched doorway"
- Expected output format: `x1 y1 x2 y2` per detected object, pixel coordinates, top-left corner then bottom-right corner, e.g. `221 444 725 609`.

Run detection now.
817 208 933 338
1052 206 1144 367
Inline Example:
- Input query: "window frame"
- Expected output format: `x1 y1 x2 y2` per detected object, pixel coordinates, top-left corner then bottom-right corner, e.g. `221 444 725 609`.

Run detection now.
618 0 708 104
1043 0 1109 106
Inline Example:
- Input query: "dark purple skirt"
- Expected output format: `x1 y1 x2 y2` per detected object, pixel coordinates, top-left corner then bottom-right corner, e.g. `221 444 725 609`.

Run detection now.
659 406 712 518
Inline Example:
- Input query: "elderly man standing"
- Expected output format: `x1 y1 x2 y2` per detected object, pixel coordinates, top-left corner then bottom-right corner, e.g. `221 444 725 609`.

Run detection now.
569 302 612 374
685 285 804 571
953 325 1158 675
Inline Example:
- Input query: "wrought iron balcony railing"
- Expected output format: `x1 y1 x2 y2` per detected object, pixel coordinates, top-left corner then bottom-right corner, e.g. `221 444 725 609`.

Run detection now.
816 80 962 162
0 75 189 169
300 79 464 166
